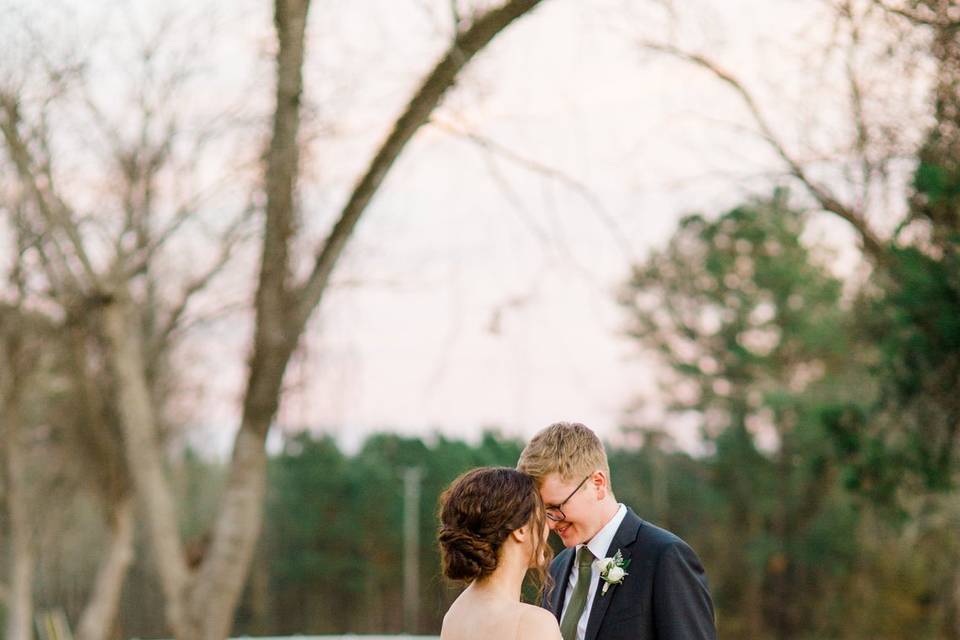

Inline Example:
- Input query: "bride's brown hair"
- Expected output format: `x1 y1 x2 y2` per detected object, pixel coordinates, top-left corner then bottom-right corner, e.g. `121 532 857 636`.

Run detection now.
437 467 553 598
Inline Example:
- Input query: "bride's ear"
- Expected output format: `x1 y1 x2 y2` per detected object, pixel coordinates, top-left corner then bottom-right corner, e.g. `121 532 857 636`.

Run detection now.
510 525 529 544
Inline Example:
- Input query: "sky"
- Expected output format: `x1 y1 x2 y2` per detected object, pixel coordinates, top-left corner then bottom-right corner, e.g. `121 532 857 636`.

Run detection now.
3 0 908 456
230 0 860 454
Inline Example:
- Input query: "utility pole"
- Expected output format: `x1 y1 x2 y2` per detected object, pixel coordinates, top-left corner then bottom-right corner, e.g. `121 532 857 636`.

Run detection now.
403 466 423 634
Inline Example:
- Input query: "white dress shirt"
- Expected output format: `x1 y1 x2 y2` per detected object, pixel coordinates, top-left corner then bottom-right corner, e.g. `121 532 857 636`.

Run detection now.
561 503 628 640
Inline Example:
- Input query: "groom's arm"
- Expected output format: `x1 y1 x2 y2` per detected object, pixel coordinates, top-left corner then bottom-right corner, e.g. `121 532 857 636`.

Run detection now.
652 541 717 640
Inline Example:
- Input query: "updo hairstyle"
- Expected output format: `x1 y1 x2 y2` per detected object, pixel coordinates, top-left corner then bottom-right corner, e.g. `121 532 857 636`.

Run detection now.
437 467 552 591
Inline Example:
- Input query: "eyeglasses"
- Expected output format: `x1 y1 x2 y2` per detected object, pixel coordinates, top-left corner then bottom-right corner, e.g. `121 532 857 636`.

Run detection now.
544 474 592 522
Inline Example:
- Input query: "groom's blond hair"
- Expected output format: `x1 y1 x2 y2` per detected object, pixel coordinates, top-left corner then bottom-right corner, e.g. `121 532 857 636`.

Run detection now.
518 422 611 484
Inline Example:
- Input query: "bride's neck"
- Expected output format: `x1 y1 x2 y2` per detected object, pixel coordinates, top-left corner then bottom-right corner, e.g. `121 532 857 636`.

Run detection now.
470 548 528 602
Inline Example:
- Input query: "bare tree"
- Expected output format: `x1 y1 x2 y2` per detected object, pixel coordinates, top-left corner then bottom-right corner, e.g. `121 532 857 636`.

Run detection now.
0 207 138 640
0 211 76 640
624 0 951 263
3 0 551 638
144 2 551 637
0 7 252 639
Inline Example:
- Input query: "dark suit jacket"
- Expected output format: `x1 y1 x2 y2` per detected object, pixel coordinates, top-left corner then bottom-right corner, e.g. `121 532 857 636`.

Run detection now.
542 508 716 640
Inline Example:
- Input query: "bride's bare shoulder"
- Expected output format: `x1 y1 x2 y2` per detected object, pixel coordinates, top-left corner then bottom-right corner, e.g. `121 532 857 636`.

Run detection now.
517 604 562 640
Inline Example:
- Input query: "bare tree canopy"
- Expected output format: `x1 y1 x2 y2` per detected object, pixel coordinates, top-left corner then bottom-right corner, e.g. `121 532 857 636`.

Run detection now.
2 1 551 638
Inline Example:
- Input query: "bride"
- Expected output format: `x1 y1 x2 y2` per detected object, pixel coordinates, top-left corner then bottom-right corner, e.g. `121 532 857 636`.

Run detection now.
437 467 562 640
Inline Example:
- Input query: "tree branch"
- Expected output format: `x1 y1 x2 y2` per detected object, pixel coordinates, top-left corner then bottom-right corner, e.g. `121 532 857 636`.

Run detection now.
871 0 960 29
147 203 255 362
638 41 887 261
290 0 547 333
841 1 875 210
0 94 102 288
433 116 637 263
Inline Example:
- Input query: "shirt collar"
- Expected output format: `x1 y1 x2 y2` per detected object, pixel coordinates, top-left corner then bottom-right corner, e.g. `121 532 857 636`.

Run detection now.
583 503 627 561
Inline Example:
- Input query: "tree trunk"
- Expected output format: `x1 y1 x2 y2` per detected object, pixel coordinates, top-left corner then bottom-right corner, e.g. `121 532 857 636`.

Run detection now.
181 428 270 640
173 1 313 631
247 540 272 635
2 320 35 640
75 497 135 640
4 440 35 640
102 298 189 637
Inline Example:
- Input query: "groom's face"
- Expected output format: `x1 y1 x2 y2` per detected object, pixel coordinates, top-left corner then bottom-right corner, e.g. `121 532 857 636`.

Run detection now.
539 472 600 548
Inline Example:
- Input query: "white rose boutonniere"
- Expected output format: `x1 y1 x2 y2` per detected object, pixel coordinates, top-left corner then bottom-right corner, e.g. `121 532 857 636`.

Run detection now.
594 549 630 595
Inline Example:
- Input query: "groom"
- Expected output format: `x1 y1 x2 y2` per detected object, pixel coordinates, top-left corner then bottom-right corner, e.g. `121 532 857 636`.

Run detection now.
518 422 717 640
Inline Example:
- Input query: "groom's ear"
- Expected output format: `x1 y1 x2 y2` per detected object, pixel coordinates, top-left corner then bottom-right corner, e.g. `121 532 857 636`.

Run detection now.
592 471 610 500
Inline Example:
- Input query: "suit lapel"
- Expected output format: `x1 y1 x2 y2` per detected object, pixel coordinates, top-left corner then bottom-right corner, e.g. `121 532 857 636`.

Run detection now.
549 547 577 621
584 509 643 640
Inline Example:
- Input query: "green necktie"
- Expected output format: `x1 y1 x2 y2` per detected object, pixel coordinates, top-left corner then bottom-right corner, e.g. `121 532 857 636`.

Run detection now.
560 546 595 640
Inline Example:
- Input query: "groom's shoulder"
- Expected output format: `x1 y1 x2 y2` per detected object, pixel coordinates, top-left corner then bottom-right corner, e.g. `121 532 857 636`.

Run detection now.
635 517 695 555
549 546 574 572
551 546 574 564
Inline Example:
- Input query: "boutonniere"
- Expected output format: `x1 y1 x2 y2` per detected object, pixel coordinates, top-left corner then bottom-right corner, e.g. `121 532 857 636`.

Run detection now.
595 549 630 595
